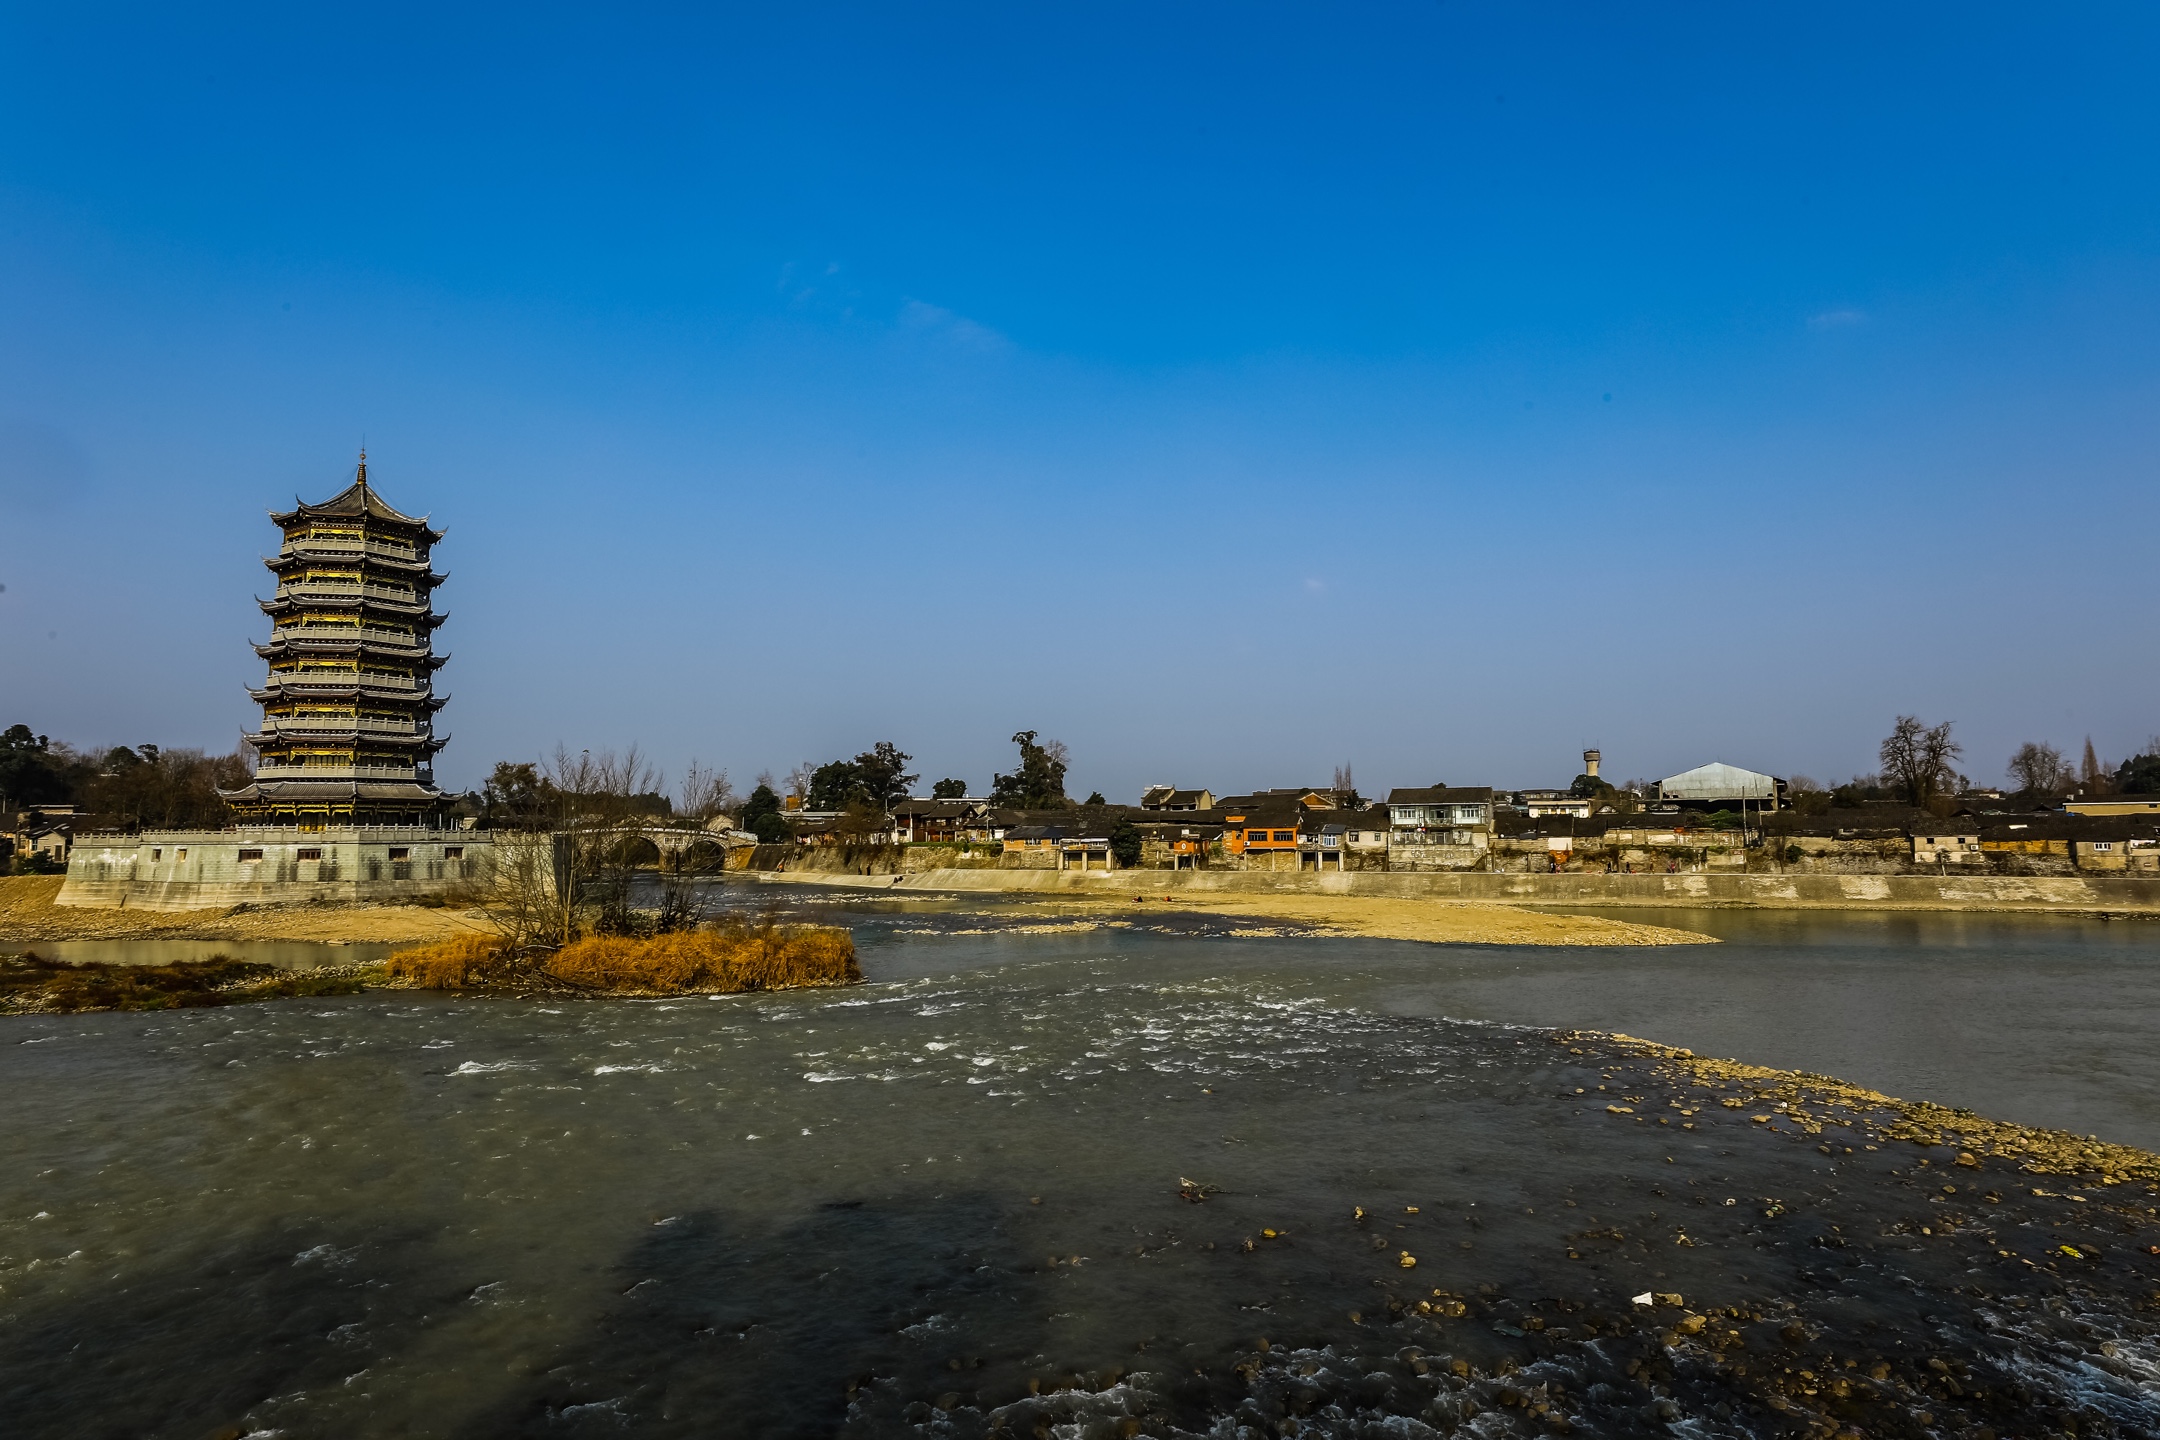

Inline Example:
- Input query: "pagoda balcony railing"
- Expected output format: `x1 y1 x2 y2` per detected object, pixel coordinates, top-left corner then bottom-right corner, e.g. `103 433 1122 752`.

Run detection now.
277 582 423 604
257 718 423 735
77 824 476 841
264 671 426 691
253 762 431 778
268 624 425 646
280 538 422 562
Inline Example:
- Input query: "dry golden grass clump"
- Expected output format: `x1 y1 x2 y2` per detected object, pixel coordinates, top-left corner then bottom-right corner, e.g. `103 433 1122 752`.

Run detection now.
548 925 858 993
381 922 859 997
380 933 514 989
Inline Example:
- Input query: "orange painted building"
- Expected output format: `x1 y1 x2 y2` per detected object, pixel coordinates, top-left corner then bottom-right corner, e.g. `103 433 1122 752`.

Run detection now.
1221 810 1301 857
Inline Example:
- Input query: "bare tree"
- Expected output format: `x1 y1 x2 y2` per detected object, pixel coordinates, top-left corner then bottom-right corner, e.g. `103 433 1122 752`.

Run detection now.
533 744 667 938
473 830 562 948
1880 716 1963 808
1784 774 1830 816
2006 742 2068 796
784 761 817 804
467 745 683 945
678 759 737 823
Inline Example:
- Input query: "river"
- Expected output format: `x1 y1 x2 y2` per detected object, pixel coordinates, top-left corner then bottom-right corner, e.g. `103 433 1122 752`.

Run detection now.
4 891 2159 1436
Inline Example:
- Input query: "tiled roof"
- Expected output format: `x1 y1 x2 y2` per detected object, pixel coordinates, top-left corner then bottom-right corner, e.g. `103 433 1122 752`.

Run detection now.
1386 786 1497 805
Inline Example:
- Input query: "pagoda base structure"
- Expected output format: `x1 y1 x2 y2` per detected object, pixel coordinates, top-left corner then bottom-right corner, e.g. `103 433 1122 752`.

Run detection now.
57 826 495 912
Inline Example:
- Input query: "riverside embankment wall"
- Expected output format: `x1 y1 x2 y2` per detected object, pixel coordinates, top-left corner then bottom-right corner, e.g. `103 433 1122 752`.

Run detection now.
826 867 2160 915
57 829 496 912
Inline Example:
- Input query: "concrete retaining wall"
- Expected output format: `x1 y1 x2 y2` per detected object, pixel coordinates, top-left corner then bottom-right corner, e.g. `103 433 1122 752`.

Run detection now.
739 842 1005 875
58 829 496 911
856 867 2160 914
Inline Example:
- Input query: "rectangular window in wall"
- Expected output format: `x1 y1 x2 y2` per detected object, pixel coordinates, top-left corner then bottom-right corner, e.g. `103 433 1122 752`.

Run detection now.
388 847 410 860
444 847 464 859
297 848 323 862
151 848 162 862
238 849 264 862
177 848 187 862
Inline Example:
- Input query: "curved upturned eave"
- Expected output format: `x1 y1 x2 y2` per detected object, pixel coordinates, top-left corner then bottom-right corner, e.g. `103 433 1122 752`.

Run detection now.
257 595 447 625
246 731 448 753
252 638 448 668
267 511 445 545
248 683 447 710
220 778 447 803
263 551 442 579
268 482 446 541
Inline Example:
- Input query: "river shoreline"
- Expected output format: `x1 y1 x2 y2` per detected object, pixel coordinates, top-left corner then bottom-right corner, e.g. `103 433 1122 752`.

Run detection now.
796 864 2160 917
14 862 2160 952
3 874 1708 949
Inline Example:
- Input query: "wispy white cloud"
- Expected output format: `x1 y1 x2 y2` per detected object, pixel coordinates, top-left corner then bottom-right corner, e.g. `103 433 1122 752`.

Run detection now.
777 260 850 311
897 298 1010 354
1807 306 1867 331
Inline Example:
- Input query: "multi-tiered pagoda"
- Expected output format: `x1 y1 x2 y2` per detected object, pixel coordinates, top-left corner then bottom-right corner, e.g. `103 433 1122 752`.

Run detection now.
222 453 451 828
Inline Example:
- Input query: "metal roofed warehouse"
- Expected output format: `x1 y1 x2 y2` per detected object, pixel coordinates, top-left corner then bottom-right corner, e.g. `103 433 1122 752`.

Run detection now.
1656 761 1786 807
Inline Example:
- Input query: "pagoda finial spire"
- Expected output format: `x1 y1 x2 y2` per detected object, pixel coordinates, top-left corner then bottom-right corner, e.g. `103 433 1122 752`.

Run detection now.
356 446 368 490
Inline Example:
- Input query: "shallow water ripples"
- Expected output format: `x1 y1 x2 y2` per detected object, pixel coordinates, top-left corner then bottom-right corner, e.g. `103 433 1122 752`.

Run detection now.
4 942 2160 1437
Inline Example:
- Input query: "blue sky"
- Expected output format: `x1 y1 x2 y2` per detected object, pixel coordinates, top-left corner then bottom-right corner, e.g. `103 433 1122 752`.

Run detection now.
3 3 2157 801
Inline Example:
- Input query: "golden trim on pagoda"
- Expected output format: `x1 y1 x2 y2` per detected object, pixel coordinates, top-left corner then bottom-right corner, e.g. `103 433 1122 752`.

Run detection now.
222 452 452 829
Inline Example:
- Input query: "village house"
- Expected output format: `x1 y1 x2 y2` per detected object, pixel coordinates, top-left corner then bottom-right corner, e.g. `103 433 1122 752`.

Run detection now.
1000 824 1065 868
999 821 1116 870
1139 786 1215 811
890 798 990 843
1910 820 1985 867
1341 805 1392 862
1520 792 1592 819
4 805 78 869
1058 824 1114 870
1220 803 1304 871
1219 788 1355 813
1978 817 2075 861
1134 817 1220 869
1386 787 1495 870
1296 815 1349 870
2077 835 2160 873
2064 795 2160 818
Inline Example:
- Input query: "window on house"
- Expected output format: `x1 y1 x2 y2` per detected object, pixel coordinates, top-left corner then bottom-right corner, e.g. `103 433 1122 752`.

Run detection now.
388 847 410 860
444 847 464 859
238 849 264 862
297 848 323 862
2093 842 2114 852
176 848 187 862
1273 830 1294 842
151 848 162 861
